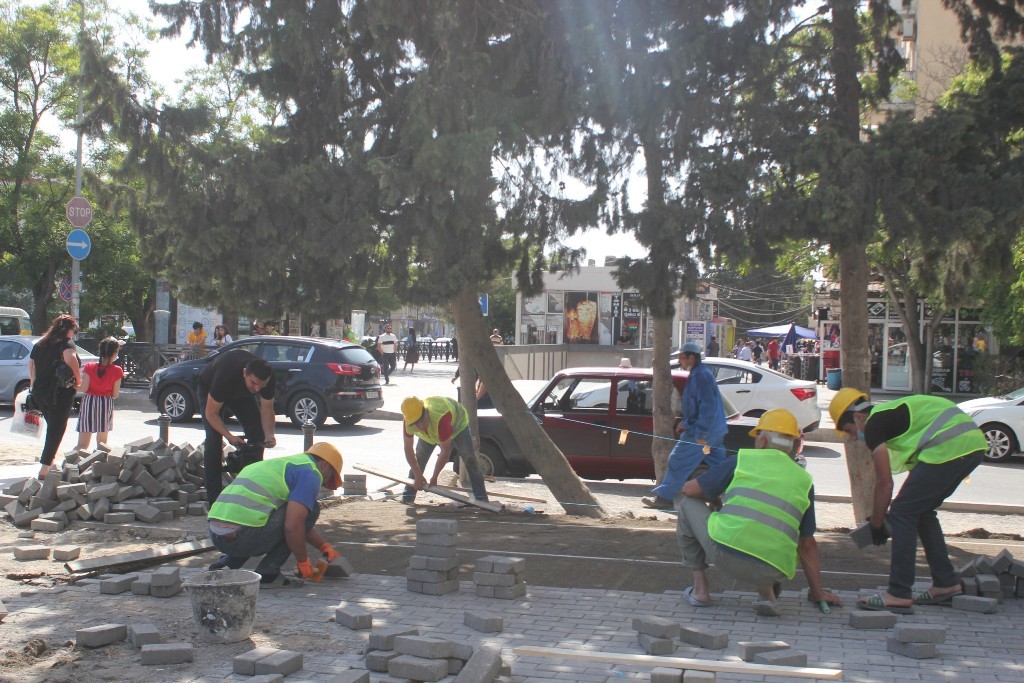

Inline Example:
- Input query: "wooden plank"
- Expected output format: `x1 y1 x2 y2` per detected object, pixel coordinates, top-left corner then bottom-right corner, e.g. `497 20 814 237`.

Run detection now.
352 464 504 512
433 485 545 504
512 646 842 680
65 539 215 574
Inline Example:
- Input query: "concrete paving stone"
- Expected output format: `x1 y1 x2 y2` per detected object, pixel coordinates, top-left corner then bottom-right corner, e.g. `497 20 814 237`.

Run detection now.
141 642 193 665
394 635 453 659
650 668 684 683
416 532 458 547
409 554 459 571
233 647 282 675
365 649 400 672
406 567 458 583
736 640 790 661
324 672 370 683
474 555 500 573
335 603 372 630
464 611 503 633
849 610 899 629
100 574 138 594
753 649 808 666
150 581 182 598
253 649 303 676
952 595 1000 613
128 623 162 647
76 623 127 648
29 518 64 532
453 644 502 683
413 543 457 558
632 615 681 639
682 672 716 682
977 574 1001 592
491 583 527 599
416 518 458 535
150 566 181 587
448 656 465 674
887 637 938 659
51 545 81 562
409 578 459 595
388 654 449 681
367 625 420 651
638 633 675 655
678 625 728 650
131 575 152 595
474 571 521 587
491 557 526 575
991 549 1014 574
13 545 50 561
893 623 947 643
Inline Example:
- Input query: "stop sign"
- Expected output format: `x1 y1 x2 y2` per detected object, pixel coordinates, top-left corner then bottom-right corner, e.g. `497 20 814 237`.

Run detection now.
66 196 93 228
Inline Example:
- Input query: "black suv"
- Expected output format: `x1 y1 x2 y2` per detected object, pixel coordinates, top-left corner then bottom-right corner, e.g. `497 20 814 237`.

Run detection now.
149 336 382 427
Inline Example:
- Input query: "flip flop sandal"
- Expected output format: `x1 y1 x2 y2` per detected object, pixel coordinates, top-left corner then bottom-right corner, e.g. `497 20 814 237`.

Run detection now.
913 589 960 605
753 600 781 617
857 593 913 614
682 585 712 607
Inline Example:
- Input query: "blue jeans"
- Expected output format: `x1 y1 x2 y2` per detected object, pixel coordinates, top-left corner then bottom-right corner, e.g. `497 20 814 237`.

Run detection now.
651 435 726 501
210 503 320 578
887 451 983 598
402 427 488 502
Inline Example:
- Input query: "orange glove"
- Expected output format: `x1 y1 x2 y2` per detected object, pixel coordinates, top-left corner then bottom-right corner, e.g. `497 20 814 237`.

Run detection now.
319 543 341 563
296 559 315 579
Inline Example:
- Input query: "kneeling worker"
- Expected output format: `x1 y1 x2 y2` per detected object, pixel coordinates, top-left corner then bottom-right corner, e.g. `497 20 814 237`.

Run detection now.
401 396 489 503
207 442 346 587
677 410 842 615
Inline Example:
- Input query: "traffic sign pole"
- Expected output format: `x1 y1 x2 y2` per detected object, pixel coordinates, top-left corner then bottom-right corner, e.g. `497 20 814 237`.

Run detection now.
71 259 80 319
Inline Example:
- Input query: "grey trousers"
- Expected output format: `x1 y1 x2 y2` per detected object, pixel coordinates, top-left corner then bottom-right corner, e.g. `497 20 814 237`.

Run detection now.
674 493 785 590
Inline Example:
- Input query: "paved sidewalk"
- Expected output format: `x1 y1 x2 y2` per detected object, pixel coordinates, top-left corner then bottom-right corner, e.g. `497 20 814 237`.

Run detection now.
6 568 1023 682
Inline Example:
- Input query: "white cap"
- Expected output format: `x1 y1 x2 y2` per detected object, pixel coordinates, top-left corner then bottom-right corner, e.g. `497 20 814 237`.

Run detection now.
619 358 631 368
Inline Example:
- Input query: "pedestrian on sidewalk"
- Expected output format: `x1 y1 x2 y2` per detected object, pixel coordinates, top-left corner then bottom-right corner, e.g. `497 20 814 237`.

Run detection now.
207 442 346 587
28 314 81 479
400 396 489 503
676 410 842 615
642 342 727 510
831 389 985 613
76 337 125 451
376 323 398 384
402 329 419 373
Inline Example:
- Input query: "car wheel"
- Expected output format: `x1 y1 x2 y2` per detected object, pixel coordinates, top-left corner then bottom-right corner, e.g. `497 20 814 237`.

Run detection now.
334 415 362 426
159 385 195 422
477 442 508 478
981 423 1017 462
289 392 327 428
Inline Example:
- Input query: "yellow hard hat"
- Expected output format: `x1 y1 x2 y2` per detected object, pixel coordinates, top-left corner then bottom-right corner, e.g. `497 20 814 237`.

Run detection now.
749 409 801 439
829 387 870 432
401 396 425 425
306 442 343 489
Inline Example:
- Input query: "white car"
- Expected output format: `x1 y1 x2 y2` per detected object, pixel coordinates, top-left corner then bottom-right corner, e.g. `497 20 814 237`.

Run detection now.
960 387 1024 462
671 356 821 433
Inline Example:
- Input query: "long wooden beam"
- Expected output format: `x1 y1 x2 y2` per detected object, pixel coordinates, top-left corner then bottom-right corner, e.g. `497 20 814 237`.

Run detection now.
512 646 843 680
352 464 504 512
65 539 215 575
433 485 546 504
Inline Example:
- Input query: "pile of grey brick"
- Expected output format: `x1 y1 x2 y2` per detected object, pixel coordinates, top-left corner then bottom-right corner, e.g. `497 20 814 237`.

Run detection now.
364 626 507 682
407 518 459 596
957 548 1023 611
93 567 181 599
474 555 526 599
887 623 946 659
233 646 304 677
1 437 210 532
342 474 367 497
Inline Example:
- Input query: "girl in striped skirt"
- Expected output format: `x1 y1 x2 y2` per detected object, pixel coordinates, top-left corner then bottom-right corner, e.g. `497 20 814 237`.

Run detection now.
77 337 125 450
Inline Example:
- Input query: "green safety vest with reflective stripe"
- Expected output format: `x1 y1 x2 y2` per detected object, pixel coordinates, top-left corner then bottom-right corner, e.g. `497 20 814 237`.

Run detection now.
707 449 812 579
209 454 322 527
408 397 469 445
869 395 987 474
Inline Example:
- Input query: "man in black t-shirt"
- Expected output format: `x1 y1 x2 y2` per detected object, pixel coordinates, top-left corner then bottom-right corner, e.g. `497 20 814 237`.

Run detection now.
198 349 277 503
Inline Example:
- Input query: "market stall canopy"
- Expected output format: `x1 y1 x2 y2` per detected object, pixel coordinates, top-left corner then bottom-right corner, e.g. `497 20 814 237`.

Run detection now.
746 324 817 339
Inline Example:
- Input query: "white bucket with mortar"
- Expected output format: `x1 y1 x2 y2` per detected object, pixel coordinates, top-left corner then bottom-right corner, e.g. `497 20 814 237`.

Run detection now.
182 569 260 643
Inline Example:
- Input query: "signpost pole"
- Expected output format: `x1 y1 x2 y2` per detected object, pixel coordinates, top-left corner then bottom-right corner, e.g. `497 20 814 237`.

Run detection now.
71 0 85 321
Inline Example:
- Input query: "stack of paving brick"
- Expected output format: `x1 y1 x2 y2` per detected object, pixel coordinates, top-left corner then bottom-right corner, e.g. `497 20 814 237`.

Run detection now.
887 623 945 659
96 567 182 598
473 555 526 599
406 518 460 596
956 549 1023 612
1 437 209 531
342 474 367 497
364 627 505 683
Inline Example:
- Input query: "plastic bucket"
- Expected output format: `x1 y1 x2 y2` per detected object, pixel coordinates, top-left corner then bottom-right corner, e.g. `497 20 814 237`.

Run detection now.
182 569 260 643
826 368 842 391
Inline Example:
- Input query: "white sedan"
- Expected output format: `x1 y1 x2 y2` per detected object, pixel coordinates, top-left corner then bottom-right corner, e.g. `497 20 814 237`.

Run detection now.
671 356 821 433
960 387 1024 462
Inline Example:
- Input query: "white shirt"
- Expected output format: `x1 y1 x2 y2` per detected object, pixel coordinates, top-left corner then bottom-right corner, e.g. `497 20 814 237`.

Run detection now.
377 332 398 353
738 346 752 361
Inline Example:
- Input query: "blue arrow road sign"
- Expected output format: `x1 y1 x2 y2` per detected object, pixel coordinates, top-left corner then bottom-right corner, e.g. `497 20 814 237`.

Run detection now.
66 229 91 260
479 294 489 316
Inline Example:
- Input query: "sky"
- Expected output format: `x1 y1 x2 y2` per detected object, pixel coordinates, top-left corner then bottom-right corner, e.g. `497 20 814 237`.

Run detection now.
86 1 649 266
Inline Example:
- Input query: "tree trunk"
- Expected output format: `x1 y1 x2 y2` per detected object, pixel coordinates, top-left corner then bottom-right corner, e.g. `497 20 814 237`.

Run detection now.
451 287 605 518
651 315 674 484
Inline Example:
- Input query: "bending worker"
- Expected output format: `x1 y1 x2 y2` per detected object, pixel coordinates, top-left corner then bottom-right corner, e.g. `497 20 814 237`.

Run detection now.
831 389 985 613
677 410 841 616
643 341 727 510
401 396 489 504
207 443 346 587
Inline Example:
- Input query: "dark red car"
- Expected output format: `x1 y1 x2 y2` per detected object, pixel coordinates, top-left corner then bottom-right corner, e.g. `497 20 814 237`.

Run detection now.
475 366 757 479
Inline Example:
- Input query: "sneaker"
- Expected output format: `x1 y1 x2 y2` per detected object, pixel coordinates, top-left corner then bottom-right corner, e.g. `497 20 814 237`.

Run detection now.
641 496 674 510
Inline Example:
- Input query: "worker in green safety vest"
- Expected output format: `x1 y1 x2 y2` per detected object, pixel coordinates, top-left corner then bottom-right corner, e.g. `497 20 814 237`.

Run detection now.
831 389 985 613
400 395 489 504
207 442 346 587
677 409 842 616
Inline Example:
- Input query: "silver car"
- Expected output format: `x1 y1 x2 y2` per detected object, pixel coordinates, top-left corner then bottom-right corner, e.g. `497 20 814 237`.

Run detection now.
0 335 99 404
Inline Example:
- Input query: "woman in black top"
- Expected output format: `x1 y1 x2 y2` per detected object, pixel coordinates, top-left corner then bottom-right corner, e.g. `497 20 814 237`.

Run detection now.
28 314 81 478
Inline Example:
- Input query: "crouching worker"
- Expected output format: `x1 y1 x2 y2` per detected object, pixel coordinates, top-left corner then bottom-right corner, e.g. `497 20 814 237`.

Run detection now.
207 442 345 587
677 410 842 616
400 396 489 503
